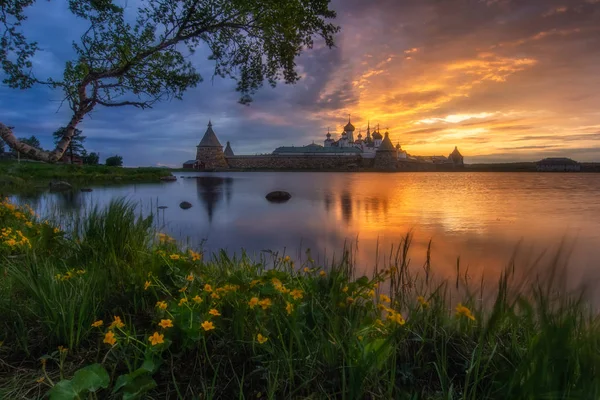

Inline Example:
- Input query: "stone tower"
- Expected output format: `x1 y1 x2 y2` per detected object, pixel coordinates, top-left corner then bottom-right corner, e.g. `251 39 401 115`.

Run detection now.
374 131 397 169
196 121 228 169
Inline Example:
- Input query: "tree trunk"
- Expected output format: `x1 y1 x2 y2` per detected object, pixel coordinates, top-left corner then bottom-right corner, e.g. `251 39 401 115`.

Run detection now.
69 143 74 164
0 111 85 163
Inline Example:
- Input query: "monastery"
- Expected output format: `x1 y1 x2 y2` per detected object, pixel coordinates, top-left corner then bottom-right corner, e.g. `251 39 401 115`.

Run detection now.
184 117 464 171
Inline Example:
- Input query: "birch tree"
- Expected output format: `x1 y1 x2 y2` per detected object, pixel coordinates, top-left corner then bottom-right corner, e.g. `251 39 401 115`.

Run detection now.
0 0 339 162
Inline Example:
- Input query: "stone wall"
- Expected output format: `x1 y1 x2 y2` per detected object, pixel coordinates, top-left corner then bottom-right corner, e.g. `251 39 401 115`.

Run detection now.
373 151 397 170
197 147 228 169
226 155 365 170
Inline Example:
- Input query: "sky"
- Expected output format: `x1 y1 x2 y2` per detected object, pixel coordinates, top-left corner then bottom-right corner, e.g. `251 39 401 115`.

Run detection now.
1 0 600 166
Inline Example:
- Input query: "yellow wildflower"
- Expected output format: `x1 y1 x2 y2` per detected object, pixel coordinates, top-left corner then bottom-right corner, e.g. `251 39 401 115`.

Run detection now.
91 320 104 328
319 270 326 277
290 289 304 300
367 289 375 297
159 319 173 329
109 316 125 330
201 321 215 331
179 286 187 293
103 331 117 346
375 319 384 327
148 332 164 346
208 309 221 316
5 239 16 246
303 267 311 273
178 298 188 306
257 333 268 344
211 292 220 299
283 255 291 262
358 335 364 341
193 295 203 304
417 296 429 308
250 279 260 288
286 302 294 315
346 297 355 304
186 274 194 282
76 269 85 275
258 298 272 310
455 303 476 321
379 294 391 304
58 346 68 354
53 227 60 234
248 297 259 309
342 286 348 293
25 221 33 228
170 254 180 260
189 250 203 261
271 277 282 287
204 284 213 293
390 312 405 325
144 281 151 290
36 377 45 384
156 301 168 310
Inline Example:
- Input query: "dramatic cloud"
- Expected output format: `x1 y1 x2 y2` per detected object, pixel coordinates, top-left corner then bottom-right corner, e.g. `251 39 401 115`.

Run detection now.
1 0 600 165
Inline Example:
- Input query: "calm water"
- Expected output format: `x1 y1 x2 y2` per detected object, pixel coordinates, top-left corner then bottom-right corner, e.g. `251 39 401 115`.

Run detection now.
12 172 600 292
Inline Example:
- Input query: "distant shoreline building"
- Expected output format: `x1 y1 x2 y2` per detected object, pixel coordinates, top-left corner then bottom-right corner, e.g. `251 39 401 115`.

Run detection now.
536 157 581 172
184 116 465 171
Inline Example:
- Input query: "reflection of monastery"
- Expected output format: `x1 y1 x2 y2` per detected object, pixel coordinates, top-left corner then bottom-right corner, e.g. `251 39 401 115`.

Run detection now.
184 117 464 171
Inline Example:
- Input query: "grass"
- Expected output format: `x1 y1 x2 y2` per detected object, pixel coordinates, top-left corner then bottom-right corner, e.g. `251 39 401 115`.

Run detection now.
0 197 599 399
0 159 172 191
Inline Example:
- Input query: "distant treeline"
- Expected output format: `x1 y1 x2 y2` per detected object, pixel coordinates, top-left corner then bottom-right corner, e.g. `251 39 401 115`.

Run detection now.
465 162 600 172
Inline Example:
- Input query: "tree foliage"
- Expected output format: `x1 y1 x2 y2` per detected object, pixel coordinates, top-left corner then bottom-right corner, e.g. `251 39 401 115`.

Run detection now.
53 127 87 161
83 151 100 165
105 155 122 167
0 0 339 162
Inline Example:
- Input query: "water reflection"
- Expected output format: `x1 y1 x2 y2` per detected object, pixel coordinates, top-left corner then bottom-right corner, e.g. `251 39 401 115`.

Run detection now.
9 172 600 302
195 176 233 222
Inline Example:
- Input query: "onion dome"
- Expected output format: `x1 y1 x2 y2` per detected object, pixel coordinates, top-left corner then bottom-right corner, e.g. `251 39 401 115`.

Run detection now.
372 129 383 140
198 120 223 148
358 132 362 139
344 116 355 132
396 143 401 150
377 131 395 152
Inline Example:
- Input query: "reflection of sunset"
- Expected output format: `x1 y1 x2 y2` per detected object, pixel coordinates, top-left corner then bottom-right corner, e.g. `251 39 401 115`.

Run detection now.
319 173 600 285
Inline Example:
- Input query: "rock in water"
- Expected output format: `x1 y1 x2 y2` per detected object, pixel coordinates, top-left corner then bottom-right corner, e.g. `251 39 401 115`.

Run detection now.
179 201 192 209
49 181 72 191
80 188 93 192
160 175 177 182
265 191 291 202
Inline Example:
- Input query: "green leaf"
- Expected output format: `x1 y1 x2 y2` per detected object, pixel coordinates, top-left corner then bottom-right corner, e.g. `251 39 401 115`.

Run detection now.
48 380 77 400
71 364 110 393
48 364 109 400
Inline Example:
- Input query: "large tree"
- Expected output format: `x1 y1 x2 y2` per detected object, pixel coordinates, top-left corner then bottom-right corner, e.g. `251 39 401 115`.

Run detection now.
52 126 87 163
0 0 339 162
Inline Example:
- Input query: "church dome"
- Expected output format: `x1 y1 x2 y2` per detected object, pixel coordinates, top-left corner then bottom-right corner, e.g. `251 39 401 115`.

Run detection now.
372 130 383 140
344 117 355 132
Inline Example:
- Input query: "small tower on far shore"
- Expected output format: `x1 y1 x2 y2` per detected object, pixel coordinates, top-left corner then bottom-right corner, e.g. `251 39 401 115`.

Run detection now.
224 141 234 157
196 121 228 169
374 131 397 169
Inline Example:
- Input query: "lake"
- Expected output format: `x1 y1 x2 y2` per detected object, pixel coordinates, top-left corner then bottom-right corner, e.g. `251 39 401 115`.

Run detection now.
11 172 600 297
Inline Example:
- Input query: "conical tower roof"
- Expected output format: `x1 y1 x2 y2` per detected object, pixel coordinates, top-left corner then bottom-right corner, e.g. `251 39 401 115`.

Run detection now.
224 141 234 156
198 121 223 148
377 131 395 152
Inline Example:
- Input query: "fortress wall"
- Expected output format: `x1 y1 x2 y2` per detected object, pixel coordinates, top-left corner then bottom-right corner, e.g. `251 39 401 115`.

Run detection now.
226 155 365 170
